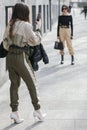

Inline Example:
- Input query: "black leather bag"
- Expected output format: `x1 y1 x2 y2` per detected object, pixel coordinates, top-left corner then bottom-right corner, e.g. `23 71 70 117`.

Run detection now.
0 41 8 58
54 41 64 50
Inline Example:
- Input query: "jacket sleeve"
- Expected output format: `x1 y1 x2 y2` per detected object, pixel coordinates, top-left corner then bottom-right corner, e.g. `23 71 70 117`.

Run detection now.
24 23 41 46
40 44 49 64
70 15 73 36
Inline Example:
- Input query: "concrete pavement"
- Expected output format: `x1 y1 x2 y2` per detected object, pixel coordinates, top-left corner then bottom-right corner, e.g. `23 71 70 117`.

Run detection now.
1 9 87 130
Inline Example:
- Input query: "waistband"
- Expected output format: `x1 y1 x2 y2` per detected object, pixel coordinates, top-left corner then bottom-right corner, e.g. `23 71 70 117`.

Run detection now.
9 45 23 55
61 25 69 28
10 44 23 49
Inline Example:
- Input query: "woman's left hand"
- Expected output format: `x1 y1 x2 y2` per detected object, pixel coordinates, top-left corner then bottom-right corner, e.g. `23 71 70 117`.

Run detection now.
71 36 73 39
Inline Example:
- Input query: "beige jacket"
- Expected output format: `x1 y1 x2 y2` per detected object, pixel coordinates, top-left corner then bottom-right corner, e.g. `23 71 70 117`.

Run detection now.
3 20 41 50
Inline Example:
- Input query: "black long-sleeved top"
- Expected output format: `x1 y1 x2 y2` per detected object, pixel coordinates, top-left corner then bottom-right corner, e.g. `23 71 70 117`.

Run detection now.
57 15 73 36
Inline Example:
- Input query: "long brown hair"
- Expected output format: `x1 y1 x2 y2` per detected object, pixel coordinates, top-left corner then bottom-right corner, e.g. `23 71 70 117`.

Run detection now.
9 3 30 38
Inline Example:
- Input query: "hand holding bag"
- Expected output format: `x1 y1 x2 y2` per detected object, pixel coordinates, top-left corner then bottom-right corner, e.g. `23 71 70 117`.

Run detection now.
54 40 64 50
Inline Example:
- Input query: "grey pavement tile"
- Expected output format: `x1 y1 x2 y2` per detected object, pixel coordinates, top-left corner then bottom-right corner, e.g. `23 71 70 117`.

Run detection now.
25 120 75 130
1 119 75 130
76 120 87 130
46 110 87 120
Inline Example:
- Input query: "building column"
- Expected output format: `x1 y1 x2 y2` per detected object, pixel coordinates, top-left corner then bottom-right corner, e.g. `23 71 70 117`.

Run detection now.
49 0 52 31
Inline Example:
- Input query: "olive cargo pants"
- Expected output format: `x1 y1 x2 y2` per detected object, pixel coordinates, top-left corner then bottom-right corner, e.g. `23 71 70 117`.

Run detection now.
6 47 40 112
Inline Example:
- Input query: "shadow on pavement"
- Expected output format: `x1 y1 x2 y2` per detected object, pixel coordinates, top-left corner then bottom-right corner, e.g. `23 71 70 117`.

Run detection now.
3 123 18 130
25 121 42 130
38 64 71 79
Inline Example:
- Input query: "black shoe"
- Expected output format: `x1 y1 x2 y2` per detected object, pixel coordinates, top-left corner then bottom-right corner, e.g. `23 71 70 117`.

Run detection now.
60 61 64 64
71 55 74 65
71 62 74 65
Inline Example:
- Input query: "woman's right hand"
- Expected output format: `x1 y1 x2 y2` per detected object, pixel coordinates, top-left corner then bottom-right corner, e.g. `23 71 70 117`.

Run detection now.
57 36 60 39
36 19 41 29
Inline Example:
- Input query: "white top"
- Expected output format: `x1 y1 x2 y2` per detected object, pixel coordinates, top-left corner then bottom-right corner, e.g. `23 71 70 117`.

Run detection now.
3 20 41 50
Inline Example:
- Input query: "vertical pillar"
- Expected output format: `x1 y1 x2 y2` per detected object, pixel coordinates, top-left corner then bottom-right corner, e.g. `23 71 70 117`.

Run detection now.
32 6 36 31
43 5 46 33
58 0 60 16
49 0 52 31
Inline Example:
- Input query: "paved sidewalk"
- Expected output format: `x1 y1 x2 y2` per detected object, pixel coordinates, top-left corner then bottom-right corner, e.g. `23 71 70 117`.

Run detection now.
1 12 87 130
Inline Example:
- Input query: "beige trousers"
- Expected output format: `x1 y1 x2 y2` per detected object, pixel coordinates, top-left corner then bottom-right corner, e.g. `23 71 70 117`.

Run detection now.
59 28 74 55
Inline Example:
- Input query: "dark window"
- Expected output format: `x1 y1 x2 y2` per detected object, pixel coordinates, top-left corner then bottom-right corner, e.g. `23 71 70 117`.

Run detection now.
21 0 25 2
32 6 36 31
5 6 14 26
47 5 49 29
43 5 46 33
39 5 41 13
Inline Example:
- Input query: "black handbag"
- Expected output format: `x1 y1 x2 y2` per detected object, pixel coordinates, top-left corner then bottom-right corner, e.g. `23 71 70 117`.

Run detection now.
54 41 64 50
0 41 8 58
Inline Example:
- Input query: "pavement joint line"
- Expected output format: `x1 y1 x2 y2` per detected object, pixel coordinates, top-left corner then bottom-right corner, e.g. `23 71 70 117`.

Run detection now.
44 119 87 120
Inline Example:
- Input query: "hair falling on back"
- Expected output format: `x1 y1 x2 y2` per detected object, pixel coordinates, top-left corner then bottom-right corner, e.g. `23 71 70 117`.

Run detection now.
9 2 30 38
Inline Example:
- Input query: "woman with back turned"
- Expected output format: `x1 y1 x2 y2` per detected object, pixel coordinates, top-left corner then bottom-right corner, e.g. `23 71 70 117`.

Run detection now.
3 2 46 124
57 5 75 65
